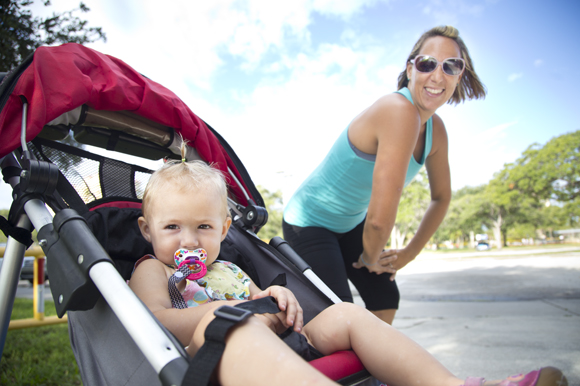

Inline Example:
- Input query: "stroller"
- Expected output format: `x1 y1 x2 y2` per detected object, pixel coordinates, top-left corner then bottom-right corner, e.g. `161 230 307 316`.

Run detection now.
0 43 375 385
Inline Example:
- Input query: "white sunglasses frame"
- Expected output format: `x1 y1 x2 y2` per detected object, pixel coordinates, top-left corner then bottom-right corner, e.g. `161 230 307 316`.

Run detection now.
409 55 465 76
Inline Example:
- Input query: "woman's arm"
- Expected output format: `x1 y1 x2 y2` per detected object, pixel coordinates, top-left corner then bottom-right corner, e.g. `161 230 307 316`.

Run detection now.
352 95 421 274
387 114 452 276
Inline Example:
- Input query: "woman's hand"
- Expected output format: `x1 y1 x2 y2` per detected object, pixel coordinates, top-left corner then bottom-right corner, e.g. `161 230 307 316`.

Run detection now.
353 248 415 281
382 248 415 281
252 286 304 333
352 249 398 277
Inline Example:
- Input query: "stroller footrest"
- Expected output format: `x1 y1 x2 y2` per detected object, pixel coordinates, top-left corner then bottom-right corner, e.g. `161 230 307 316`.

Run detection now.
309 350 371 384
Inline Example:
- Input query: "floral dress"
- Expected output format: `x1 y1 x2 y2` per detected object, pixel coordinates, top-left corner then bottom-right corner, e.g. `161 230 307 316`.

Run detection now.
178 260 251 307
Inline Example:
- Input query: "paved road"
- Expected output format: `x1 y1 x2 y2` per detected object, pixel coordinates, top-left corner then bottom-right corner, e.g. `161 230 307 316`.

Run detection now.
352 249 580 385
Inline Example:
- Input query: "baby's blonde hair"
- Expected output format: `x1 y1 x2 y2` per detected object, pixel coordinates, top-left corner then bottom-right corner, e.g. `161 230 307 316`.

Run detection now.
142 139 228 219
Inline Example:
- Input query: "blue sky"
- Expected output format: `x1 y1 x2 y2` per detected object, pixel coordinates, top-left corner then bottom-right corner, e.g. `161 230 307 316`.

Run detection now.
1 0 579 208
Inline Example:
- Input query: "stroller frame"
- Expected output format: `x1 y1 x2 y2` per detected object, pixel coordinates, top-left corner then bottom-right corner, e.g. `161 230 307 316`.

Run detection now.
0 43 372 386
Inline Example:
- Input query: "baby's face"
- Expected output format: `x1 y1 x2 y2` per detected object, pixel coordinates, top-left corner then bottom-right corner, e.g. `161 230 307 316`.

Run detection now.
139 186 230 267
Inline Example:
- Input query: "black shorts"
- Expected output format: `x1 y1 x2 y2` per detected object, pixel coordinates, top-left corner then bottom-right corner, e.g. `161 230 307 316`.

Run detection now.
282 219 400 311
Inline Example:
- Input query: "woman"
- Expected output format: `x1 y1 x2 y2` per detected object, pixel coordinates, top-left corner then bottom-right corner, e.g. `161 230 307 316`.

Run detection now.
282 25 487 324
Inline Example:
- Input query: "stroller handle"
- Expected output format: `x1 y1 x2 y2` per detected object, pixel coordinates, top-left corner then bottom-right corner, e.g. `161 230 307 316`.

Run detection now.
269 237 310 272
270 237 342 304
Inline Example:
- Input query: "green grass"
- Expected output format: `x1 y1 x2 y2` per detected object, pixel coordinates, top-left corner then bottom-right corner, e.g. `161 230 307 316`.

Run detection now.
0 299 81 386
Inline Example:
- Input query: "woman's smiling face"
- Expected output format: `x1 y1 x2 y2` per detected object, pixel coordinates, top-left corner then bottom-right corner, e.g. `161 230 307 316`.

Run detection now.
406 36 463 117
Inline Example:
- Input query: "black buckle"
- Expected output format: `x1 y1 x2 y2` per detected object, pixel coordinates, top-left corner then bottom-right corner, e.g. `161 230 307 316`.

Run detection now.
213 306 252 323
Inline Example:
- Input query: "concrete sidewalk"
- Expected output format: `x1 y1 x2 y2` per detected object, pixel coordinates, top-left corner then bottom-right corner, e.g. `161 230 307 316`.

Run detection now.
352 250 580 385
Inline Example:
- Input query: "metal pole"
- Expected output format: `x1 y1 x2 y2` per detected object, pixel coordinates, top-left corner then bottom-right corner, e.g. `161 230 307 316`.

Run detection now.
0 216 31 359
33 256 45 321
89 262 184 373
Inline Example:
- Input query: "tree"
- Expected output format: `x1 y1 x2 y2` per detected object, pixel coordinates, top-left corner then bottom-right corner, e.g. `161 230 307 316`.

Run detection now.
493 130 580 243
431 130 579 249
509 130 580 203
479 163 539 249
391 169 430 249
562 197 580 228
0 0 106 70
433 185 486 248
256 185 283 241
0 209 8 243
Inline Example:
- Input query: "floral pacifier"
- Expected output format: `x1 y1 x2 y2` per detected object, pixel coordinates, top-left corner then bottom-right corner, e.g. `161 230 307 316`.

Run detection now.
174 248 208 280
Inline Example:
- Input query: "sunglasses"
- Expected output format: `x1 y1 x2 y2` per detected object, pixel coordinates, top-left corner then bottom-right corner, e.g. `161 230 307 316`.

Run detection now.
410 55 465 76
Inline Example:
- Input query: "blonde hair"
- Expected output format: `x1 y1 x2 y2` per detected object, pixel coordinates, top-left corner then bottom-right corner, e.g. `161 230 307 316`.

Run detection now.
141 139 229 218
397 25 487 105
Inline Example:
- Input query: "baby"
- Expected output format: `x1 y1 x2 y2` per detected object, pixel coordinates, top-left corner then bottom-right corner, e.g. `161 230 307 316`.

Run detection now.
131 158 304 341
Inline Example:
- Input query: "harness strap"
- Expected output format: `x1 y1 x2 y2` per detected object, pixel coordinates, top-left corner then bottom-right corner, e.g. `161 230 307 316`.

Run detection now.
55 169 89 215
168 264 192 309
0 216 33 247
166 263 283 385
1 165 21 183
181 296 280 386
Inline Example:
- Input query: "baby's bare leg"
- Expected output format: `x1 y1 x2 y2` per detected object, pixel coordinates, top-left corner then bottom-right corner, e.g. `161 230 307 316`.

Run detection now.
303 302 464 386
188 311 335 386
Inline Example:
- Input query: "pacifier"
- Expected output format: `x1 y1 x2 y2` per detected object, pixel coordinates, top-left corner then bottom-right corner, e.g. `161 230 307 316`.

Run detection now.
174 248 208 280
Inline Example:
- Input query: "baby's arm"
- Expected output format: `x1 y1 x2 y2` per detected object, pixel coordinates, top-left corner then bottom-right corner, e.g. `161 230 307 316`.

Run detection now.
249 282 304 333
128 258 229 345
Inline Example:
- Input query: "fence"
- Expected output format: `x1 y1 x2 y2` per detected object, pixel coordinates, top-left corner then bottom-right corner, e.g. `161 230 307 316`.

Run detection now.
0 246 68 329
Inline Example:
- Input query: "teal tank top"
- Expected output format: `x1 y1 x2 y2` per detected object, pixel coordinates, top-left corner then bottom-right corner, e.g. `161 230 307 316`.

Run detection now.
283 87 433 233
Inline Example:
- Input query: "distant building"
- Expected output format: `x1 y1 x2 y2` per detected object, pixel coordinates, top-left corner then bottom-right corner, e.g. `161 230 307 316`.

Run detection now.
554 229 580 243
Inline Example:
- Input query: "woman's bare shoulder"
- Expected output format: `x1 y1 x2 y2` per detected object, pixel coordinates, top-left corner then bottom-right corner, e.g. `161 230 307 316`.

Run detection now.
354 92 418 128
374 92 415 113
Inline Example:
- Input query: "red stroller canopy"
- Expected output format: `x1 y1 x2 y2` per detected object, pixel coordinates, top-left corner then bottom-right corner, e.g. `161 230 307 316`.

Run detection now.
0 43 251 204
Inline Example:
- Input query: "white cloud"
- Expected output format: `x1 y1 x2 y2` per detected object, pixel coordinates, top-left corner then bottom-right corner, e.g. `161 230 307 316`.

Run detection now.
508 73 523 82
437 101 521 190
87 0 390 94
448 142 519 189
312 0 382 18
534 59 543 67
420 0 486 25
479 121 517 139
202 40 402 202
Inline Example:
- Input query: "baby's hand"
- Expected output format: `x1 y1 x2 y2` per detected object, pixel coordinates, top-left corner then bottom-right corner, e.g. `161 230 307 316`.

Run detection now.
253 286 303 333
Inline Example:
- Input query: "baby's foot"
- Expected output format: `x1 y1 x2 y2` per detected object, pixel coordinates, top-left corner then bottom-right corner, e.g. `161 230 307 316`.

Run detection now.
465 367 567 386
